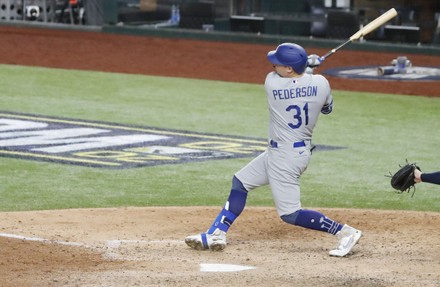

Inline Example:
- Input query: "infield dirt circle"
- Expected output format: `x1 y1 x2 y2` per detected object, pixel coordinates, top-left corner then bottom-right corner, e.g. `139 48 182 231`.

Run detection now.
0 26 439 287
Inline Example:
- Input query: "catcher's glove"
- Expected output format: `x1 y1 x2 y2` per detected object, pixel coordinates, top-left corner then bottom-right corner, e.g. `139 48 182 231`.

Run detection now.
388 161 421 197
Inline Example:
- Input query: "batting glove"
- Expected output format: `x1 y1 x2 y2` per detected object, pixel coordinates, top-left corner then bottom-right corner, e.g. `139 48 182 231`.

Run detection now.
307 54 323 68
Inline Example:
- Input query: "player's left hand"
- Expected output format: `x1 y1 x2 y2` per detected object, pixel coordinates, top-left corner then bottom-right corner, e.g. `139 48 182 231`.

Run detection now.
307 54 323 68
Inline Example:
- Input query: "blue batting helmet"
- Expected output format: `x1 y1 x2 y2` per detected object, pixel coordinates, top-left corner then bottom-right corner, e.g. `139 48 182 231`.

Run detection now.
267 43 308 74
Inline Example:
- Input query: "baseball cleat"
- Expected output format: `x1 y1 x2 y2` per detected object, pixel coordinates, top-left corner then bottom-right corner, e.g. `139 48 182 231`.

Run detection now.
185 229 226 251
329 224 362 257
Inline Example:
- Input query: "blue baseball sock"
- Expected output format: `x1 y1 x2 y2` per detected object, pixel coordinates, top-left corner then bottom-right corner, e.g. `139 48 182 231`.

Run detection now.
281 209 342 235
207 176 247 234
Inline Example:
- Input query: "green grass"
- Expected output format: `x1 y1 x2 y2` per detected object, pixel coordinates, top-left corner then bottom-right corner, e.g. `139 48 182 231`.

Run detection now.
1 64 439 212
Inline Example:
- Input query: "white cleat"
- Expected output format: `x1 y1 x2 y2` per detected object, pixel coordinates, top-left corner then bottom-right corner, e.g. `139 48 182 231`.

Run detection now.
185 229 227 251
329 224 362 257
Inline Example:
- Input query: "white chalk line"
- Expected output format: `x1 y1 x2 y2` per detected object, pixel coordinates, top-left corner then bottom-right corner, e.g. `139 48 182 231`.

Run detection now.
0 232 86 247
0 232 184 260
0 233 257 271
106 239 182 248
0 233 180 247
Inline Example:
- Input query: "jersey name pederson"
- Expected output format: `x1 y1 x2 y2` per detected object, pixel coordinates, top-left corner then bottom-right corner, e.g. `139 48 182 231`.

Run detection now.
272 86 318 100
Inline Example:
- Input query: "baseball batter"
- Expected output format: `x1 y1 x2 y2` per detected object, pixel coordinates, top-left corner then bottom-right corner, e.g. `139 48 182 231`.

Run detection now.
185 43 362 257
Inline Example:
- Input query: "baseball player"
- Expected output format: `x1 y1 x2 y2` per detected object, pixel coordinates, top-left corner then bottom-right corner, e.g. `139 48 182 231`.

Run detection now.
185 43 362 257
414 169 440 185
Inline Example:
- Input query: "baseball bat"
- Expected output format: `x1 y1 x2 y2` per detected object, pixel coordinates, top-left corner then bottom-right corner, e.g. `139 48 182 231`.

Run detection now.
321 8 398 61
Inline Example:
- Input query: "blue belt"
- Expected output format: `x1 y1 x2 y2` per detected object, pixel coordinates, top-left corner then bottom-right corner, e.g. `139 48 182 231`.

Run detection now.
270 140 305 148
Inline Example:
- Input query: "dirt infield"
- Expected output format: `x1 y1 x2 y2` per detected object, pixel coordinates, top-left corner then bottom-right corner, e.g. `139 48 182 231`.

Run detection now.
0 207 440 287
0 25 439 287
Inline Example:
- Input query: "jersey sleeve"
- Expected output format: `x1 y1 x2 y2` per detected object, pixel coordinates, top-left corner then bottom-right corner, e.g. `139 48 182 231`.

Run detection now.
320 77 333 115
421 171 440 185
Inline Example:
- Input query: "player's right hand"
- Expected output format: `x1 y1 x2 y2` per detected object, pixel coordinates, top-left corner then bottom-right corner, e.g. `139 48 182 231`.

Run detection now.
307 54 323 68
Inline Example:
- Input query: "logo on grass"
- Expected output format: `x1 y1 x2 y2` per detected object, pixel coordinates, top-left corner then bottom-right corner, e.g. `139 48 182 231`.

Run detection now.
323 66 440 81
0 112 343 169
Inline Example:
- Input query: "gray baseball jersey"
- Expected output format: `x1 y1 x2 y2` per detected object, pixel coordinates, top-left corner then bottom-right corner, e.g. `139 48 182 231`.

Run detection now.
235 71 333 216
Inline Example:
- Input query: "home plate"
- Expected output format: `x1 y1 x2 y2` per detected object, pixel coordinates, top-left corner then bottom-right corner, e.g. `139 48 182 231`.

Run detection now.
200 263 256 272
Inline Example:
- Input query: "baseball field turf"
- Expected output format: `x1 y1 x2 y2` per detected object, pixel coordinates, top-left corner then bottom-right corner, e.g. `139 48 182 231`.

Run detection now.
1 64 439 212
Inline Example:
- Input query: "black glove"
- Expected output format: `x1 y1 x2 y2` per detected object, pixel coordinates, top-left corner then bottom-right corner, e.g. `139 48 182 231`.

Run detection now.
389 162 421 197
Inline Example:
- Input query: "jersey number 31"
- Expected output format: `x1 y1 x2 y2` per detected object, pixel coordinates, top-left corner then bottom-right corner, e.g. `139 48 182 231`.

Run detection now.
286 103 309 129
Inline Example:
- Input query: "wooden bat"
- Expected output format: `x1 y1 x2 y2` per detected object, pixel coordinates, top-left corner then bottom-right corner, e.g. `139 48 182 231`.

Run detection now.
321 8 398 61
